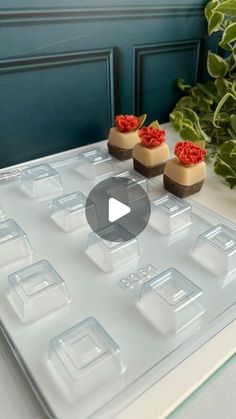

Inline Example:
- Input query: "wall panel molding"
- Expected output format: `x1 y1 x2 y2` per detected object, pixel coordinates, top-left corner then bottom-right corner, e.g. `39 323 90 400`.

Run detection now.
0 48 118 124
0 5 204 25
133 39 201 115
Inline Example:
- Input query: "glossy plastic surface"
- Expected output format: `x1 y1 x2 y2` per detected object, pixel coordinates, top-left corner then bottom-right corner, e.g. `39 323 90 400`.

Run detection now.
0 145 235 419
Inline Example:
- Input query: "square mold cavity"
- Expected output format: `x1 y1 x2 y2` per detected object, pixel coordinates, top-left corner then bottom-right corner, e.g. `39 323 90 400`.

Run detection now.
76 148 114 180
22 163 63 198
0 218 33 267
115 170 147 191
137 268 205 335
51 192 96 232
85 226 140 272
50 317 126 399
193 224 236 277
8 260 71 322
150 195 192 235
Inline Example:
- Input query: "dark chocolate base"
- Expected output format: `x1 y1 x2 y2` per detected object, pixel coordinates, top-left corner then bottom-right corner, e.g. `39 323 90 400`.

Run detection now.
108 143 133 161
133 158 166 178
163 175 204 198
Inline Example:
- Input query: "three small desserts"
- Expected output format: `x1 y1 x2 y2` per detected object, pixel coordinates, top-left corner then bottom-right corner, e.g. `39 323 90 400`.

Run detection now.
108 114 146 160
164 141 206 198
108 114 206 197
132 122 170 177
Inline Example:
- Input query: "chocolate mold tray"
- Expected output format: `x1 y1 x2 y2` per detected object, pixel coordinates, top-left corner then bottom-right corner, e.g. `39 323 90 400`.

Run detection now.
0 144 235 419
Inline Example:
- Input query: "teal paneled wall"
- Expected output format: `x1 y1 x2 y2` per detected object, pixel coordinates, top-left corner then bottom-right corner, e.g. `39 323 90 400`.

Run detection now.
0 1 209 168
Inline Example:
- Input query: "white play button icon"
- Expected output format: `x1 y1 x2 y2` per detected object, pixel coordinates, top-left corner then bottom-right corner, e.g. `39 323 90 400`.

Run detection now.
108 197 131 223
86 177 151 242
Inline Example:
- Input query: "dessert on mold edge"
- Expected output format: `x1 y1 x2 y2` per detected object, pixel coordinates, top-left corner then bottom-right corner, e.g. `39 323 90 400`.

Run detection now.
132 120 170 177
164 141 206 198
108 114 146 160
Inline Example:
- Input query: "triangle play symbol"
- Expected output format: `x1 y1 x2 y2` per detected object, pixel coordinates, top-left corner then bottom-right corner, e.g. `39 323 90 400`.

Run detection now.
108 197 131 223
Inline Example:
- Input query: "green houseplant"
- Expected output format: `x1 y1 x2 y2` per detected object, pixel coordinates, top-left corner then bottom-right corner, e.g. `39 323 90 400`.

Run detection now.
170 0 236 189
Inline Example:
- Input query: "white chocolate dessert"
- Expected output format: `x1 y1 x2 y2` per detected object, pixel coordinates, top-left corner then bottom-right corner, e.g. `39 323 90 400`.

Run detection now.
133 143 170 167
164 157 206 186
108 127 140 149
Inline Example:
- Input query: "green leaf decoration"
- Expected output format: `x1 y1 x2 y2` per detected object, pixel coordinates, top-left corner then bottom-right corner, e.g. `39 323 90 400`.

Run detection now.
207 51 229 78
194 139 206 149
205 0 219 22
208 11 224 35
220 22 236 48
137 114 147 129
230 115 236 133
215 78 229 97
215 1 236 17
179 125 200 142
148 120 160 129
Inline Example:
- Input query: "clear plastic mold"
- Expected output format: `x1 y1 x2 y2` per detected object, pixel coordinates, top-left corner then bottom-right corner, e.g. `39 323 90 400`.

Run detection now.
0 218 33 267
115 170 148 191
8 260 71 322
22 163 63 198
150 195 192 235
76 148 114 180
85 226 140 272
50 317 126 399
51 192 95 232
0 205 5 220
193 224 236 277
138 268 205 335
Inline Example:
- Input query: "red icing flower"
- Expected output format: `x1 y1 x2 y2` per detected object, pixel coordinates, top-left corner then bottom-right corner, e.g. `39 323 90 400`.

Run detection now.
115 114 140 132
139 126 166 148
175 141 206 165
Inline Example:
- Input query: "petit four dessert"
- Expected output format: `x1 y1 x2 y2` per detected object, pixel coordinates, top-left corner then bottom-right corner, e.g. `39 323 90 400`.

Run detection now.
164 141 206 198
132 121 170 177
108 114 146 160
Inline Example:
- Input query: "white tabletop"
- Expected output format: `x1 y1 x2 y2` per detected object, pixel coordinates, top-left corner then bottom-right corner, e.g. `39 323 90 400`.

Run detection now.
0 125 235 419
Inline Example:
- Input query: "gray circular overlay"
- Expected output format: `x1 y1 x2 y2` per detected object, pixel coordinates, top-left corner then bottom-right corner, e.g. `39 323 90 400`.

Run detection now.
85 177 151 242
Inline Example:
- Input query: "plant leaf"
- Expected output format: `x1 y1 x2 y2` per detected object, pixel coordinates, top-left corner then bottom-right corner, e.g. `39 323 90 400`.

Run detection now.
230 115 236 133
205 0 219 22
179 125 200 142
208 11 224 35
213 92 235 126
169 111 183 131
148 120 160 129
225 175 236 188
215 1 236 17
215 78 229 97
137 114 147 129
228 128 236 139
220 22 236 47
177 96 195 108
207 51 229 78
214 157 236 176
182 108 199 123
181 118 194 127
196 81 218 101
218 139 236 167
176 78 192 91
